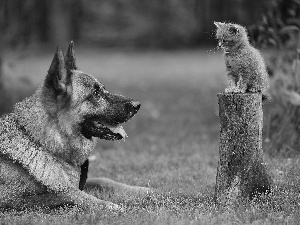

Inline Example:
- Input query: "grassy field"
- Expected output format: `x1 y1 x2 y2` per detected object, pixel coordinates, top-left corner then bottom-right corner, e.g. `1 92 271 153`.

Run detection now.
1 48 300 224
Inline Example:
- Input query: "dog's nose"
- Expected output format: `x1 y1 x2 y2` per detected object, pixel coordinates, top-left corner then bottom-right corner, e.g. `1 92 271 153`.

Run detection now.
125 101 141 116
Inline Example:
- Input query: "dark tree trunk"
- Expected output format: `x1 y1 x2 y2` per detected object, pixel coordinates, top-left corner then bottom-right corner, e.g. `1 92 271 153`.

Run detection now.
215 93 272 206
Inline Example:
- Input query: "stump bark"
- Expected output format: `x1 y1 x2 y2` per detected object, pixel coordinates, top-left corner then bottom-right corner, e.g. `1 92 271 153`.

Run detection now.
215 93 271 205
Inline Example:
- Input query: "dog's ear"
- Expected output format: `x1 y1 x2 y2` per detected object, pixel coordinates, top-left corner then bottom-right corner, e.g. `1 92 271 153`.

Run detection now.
65 41 77 71
46 47 70 95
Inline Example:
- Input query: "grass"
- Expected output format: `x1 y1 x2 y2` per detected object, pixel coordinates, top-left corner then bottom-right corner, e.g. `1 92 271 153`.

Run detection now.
1 48 300 224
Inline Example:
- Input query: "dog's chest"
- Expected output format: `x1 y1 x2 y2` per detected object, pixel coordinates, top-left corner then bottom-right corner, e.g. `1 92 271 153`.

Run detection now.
57 157 81 187
0 114 81 191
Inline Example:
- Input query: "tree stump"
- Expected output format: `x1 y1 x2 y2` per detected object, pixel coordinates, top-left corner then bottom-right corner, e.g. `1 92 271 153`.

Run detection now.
214 93 271 206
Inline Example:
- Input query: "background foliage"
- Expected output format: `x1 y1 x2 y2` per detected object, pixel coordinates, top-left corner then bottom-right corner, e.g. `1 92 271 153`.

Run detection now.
249 0 300 156
1 0 271 48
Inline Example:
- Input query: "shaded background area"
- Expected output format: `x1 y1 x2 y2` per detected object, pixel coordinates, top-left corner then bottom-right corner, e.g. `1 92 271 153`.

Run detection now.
1 0 272 48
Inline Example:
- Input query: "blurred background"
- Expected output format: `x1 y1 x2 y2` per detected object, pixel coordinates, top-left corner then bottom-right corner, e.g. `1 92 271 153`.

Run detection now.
0 0 300 157
0 0 273 48
2 1 300 222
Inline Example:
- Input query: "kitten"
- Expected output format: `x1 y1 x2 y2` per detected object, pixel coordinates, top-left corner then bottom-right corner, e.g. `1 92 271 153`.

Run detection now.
214 22 270 101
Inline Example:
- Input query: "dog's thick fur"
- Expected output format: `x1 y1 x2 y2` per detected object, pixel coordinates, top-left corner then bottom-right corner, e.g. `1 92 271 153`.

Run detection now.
0 42 148 211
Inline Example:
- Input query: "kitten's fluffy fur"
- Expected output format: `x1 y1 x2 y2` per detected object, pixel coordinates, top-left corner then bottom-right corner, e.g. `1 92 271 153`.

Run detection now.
214 22 270 100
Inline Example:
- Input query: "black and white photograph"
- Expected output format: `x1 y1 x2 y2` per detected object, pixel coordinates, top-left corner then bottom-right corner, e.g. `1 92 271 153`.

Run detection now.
0 0 300 224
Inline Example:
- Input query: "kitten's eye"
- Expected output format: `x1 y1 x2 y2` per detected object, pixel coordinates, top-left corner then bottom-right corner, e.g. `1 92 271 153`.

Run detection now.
228 26 239 35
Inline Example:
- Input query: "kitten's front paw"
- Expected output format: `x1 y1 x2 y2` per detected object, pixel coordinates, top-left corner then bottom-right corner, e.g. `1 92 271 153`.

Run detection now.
232 87 243 93
225 87 241 93
225 87 233 93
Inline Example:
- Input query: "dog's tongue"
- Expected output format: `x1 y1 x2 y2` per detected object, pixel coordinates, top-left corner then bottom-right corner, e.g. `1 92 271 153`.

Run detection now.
107 125 127 139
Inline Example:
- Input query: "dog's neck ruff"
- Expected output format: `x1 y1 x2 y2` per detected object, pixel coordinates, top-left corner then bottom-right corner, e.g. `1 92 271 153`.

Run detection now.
0 113 80 192
12 91 95 167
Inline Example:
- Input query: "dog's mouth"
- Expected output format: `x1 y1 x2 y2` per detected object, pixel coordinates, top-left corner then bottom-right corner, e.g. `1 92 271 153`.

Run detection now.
81 119 127 141
81 100 140 141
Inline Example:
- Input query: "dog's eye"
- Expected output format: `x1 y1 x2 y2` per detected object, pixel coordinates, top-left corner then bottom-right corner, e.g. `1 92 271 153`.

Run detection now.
93 85 102 99
93 88 101 99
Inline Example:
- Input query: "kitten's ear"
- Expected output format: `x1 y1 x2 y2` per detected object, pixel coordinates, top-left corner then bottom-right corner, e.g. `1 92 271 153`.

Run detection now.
214 22 224 28
228 26 239 35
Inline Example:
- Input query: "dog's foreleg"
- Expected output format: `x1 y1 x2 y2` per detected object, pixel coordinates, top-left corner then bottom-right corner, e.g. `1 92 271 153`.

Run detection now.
85 177 151 198
79 159 89 190
61 188 123 211
20 188 123 212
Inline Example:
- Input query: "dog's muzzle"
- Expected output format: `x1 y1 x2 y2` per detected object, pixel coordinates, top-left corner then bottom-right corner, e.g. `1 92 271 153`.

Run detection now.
81 100 141 141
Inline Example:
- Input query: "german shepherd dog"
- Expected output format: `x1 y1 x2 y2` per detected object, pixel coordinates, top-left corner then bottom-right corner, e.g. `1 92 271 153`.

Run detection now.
0 42 149 212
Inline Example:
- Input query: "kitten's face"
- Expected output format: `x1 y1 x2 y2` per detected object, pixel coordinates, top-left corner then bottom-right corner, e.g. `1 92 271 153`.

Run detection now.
214 22 248 53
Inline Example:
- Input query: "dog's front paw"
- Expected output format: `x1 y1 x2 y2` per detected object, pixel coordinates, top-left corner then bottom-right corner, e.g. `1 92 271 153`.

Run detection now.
99 200 125 213
106 202 125 212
